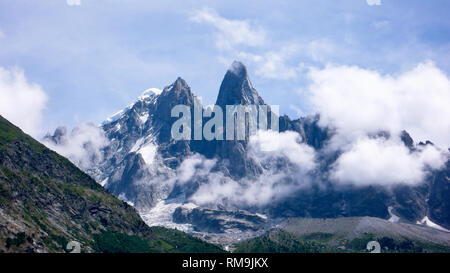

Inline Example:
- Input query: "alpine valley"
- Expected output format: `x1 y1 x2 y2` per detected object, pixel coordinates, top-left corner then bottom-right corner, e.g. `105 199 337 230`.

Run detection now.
41 61 450 252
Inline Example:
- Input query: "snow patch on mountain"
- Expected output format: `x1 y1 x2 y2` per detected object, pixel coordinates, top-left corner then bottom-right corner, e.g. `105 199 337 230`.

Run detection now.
140 200 196 232
139 143 157 165
388 206 400 223
114 123 121 131
100 177 109 187
417 216 450 232
140 88 162 99
129 136 158 165
139 113 149 123
102 87 161 126
103 106 132 125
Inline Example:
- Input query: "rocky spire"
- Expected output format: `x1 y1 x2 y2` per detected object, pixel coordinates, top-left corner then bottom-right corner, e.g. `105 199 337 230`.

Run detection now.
215 61 265 108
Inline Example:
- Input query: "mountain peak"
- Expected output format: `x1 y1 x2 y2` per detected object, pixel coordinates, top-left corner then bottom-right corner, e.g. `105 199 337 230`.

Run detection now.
160 77 192 97
216 61 264 107
171 77 188 90
228 61 248 77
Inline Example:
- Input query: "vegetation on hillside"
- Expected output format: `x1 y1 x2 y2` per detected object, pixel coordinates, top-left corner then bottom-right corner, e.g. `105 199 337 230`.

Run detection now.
0 115 223 253
233 229 450 253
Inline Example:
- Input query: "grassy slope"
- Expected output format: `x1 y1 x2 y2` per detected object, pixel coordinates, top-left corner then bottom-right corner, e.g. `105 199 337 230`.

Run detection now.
0 115 223 253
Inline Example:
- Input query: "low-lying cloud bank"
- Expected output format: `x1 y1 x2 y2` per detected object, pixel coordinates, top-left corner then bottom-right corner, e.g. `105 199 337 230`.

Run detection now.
182 131 447 208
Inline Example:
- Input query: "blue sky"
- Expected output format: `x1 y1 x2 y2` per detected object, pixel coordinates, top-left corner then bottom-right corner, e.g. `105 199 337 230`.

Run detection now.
0 0 449 136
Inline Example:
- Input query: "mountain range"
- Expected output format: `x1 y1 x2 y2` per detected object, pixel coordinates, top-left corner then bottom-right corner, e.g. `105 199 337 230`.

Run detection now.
42 61 450 249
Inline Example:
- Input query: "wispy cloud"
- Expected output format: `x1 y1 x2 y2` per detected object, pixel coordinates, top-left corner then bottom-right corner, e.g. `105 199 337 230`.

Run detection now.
366 0 382 6
189 9 338 81
190 7 266 51
373 20 390 30
238 48 304 80
237 39 335 80
66 0 81 6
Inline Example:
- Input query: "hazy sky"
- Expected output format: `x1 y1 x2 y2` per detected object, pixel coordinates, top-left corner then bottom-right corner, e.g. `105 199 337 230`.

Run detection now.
0 0 449 137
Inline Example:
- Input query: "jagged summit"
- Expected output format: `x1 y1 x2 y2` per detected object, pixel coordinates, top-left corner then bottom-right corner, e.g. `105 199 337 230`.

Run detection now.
157 77 196 108
216 61 265 107
164 77 189 92
153 77 198 143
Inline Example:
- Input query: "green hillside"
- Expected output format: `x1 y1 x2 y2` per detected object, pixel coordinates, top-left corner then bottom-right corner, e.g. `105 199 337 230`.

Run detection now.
0 115 223 253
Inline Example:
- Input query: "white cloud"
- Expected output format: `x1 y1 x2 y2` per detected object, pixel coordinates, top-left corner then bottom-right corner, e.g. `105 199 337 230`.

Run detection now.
306 62 450 149
332 137 448 186
366 0 382 6
177 154 216 184
66 0 81 6
303 61 450 187
190 8 266 51
0 66 48 137
248 130 317 171
43 123 109 170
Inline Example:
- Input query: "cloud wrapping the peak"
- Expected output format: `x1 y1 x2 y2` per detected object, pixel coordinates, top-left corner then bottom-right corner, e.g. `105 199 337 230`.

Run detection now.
0 66 48 137
190 8 266 51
